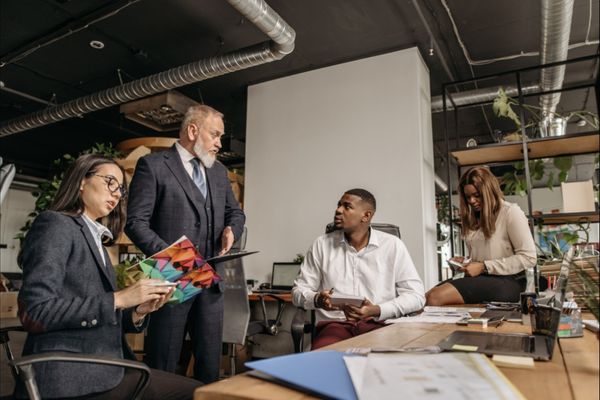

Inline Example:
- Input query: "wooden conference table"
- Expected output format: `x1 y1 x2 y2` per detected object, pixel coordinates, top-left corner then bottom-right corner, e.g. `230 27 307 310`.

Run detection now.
196 313 599 400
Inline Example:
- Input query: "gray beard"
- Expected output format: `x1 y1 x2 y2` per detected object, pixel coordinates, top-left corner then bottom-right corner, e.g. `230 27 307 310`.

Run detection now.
193 142 216 168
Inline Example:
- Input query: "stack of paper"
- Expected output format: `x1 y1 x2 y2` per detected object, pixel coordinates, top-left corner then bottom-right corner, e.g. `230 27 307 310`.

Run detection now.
386 306 481 324
345 353 525 400
245 350 524 400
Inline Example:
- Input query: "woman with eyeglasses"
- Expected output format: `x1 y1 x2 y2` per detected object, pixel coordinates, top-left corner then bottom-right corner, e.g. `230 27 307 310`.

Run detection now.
426 166 537 306
16 154 200 399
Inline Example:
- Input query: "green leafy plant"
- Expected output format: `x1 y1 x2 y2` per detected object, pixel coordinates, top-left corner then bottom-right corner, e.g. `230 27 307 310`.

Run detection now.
293 253 305 264
15 143 123 247
493 87 599 134
536 217 594 261
501 156 573 196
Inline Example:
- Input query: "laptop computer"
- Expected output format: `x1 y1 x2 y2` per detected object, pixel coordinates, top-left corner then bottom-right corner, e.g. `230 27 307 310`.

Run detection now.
253 262 302 294
438 248 574 361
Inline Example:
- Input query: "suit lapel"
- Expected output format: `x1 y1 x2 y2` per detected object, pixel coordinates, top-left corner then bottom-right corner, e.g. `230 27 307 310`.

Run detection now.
163 145 205 216
102 247 117 291
205 163 219 201
75 216 115 289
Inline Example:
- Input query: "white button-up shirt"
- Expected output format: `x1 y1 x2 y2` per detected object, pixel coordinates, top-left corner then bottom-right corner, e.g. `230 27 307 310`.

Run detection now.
81 213 112 265
175 141 206 181
292 228 425 322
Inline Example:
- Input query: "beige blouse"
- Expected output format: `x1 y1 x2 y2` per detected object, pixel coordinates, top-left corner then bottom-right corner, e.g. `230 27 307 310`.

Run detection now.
466 201 537 275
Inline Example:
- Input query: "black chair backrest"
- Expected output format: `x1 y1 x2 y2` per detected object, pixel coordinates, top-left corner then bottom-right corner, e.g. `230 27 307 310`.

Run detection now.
325 222 401 238
222 227 251 345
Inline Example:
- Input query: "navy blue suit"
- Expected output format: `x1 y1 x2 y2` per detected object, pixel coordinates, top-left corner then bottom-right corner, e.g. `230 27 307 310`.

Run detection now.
125 145 245 383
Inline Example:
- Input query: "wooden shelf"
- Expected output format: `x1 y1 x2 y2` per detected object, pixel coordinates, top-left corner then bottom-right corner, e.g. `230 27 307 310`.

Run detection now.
451 131 599 166
533 212 599 225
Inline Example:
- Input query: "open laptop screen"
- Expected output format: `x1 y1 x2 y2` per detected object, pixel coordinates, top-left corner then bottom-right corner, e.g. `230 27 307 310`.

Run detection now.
271 262 301 290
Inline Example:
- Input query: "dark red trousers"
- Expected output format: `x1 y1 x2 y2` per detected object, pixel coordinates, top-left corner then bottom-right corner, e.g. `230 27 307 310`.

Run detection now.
311 319 386 349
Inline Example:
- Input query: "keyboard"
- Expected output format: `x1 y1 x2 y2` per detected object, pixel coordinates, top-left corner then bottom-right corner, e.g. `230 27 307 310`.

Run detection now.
252 289 291 294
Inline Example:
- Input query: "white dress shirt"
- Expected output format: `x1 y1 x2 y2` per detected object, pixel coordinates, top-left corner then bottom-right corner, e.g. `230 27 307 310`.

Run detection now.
175 141 206 181
81 213 113 265
292 228 425 322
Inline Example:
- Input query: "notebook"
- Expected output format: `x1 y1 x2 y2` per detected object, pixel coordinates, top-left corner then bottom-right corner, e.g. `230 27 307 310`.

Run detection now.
253 262 301 293
438 248 574 361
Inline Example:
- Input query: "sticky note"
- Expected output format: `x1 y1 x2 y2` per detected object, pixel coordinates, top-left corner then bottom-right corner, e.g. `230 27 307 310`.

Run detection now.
492 354 534 369
451 344 478 352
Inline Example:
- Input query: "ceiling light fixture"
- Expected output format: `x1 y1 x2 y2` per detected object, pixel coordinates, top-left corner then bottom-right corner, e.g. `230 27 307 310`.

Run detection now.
120 91 198 131
89 40 105 49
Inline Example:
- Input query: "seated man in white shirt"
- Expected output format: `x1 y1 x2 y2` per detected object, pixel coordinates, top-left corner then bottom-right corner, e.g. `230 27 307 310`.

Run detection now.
292 188 425 349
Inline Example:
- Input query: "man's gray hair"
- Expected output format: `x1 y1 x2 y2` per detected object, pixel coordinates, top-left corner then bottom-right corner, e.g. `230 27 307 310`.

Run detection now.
180 104 223 135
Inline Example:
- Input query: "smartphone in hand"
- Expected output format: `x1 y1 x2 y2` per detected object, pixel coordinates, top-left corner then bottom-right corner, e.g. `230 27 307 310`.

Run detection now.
447 258 471 272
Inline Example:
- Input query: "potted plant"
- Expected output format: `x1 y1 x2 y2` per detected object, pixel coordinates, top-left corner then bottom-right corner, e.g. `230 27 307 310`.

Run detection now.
492 87 599 141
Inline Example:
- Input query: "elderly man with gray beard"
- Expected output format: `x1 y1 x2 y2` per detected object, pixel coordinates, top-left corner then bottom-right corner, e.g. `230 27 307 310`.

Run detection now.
126 104 246 384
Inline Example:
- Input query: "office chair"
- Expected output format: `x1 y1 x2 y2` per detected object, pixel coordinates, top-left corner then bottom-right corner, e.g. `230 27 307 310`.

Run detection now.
1 326 151 400
291 222 401 353
222 228 287 375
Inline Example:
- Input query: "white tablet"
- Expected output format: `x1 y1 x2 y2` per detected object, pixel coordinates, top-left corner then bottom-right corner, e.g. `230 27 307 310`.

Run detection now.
330 293 364 307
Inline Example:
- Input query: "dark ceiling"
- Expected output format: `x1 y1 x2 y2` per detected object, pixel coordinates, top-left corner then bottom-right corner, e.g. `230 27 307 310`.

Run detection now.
1 0 598 178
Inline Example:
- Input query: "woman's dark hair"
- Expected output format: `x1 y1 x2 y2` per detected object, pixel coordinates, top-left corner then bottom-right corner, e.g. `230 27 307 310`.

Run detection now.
50 154 127 245
458 166 503 239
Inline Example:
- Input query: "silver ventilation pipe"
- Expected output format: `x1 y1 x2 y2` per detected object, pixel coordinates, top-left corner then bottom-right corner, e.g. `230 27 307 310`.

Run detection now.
431 83 541 113
539 0 574 118
0 0 295 137
431 0 575 116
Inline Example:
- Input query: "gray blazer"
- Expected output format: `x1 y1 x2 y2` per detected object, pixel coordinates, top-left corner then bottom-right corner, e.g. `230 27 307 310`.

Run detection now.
16 211 145 399
125 145 246 286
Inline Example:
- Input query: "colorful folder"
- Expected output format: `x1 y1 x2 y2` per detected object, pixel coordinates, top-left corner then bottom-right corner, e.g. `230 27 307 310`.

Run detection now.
245 351 358 400
123 236 220 303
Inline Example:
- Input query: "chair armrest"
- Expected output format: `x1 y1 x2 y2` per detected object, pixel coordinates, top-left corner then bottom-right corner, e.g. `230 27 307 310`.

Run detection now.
10 352 151 400
291 308 308 353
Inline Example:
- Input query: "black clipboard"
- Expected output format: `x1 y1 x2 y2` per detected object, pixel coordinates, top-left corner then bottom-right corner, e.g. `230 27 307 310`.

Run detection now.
205 250 259 264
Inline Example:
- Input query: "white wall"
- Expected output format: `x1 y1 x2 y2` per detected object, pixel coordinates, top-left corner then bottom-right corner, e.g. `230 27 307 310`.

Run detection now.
244 47 438 289
1 189 35 273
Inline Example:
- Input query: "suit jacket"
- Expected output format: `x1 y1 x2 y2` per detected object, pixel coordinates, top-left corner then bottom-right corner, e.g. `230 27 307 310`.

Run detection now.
125 145 246 288
16 211 146 399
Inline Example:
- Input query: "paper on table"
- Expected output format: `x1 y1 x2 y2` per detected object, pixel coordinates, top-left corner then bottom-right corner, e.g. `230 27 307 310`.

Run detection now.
425 306 487 314
386 310 471 324
343 356 367 395
357 353 524 400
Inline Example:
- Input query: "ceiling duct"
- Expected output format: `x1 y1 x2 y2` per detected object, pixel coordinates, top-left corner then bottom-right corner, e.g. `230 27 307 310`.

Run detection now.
0 0 295 137
119 91 198 131
431 0 575 116
431 83 541 113
539 0 574 119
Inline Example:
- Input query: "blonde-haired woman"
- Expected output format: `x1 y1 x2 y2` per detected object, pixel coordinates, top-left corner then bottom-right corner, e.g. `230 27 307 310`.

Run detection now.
426 166 537 305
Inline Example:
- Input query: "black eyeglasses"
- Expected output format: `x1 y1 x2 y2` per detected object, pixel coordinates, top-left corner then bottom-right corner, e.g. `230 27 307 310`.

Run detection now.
91 174 128 197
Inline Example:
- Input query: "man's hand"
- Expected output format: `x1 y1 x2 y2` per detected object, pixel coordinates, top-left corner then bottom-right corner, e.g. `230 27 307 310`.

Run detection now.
343 299 380 321
219 226 235 256
460 261 486 277
314 289 339 311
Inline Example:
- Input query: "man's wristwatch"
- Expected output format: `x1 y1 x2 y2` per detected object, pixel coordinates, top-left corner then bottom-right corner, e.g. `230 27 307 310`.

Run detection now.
314 293 321 308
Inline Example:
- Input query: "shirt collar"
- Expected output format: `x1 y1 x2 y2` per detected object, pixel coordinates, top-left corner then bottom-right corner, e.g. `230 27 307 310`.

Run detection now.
175 141 196 164
338 226 380 249
81 213 113 241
